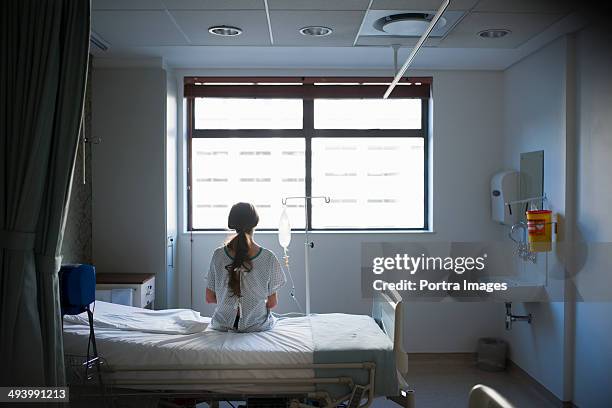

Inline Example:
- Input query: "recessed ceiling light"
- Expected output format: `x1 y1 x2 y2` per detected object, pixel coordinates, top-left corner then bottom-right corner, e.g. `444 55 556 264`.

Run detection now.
208 25 242 37
299 26 333 37
478 29 511 39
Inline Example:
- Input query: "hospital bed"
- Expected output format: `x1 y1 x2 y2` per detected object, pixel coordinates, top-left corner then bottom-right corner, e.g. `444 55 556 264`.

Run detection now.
63 287 414 408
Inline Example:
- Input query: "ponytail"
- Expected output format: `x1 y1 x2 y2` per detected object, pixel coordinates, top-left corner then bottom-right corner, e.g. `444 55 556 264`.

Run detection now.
226 231 251 297
224 203 259 297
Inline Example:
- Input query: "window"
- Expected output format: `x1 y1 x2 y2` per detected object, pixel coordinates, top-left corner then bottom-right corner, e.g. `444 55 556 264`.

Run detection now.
191 138 305 230
187 79 429 231
311 137 424 229
194 98 303 129
314 99 421 129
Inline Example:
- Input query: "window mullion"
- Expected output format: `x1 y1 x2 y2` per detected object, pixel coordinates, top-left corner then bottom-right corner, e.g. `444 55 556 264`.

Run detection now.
422 98 430 230
304 99 314 231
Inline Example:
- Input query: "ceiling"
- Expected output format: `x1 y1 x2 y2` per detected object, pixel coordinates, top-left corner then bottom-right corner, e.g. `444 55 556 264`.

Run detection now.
91 0 584 70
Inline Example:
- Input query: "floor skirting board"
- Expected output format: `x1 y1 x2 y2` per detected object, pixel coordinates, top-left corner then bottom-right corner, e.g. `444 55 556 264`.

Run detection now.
506 360 575 408
407 352 477 362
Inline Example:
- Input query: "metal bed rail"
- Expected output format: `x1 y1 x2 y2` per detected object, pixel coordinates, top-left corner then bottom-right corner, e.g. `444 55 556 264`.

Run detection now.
94 361 374 407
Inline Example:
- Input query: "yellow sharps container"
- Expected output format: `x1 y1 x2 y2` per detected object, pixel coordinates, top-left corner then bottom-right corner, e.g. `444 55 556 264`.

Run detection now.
526 209 552 252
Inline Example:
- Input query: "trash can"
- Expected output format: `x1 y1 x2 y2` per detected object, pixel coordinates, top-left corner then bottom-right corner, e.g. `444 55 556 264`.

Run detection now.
476 337 507 371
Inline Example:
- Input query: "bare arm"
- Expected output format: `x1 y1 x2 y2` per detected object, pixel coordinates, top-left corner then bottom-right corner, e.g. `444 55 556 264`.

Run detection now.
267 293 278 309
206 288 217 304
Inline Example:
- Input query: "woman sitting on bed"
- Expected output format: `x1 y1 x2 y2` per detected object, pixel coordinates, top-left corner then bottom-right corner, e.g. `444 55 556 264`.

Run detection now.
205 202 287 332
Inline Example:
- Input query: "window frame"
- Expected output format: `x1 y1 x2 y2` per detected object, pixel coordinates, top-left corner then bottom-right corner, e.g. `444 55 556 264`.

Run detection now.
186 80 430 232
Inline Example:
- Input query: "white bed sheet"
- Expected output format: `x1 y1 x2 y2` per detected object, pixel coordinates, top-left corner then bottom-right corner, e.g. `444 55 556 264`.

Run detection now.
64 301 209 334
63 302 315 392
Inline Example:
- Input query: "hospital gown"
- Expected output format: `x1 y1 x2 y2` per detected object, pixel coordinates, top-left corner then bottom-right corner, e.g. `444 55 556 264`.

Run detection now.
206 246 286 332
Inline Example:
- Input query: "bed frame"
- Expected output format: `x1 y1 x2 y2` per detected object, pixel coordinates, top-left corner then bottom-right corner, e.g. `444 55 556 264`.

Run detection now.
69 286 415 408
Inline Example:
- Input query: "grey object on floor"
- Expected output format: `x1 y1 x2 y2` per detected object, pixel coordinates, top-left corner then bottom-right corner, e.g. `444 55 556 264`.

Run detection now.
476 337 508 372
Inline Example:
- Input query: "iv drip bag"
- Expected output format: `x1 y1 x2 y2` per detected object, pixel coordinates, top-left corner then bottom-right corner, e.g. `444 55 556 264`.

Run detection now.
278 207 291 249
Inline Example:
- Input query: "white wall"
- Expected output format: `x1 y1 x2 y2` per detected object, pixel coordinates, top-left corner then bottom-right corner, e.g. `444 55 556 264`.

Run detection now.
500 37 569 400
91 67 169 306
572 23 612 408
166 70 178 308
176 69 507 352
500 28 612 405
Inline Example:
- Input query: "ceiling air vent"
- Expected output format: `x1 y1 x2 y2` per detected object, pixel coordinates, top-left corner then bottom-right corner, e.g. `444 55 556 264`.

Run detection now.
356 9 463 40
375 13 447 36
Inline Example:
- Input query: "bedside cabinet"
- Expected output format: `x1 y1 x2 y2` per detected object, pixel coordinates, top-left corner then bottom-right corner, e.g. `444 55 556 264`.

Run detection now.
95 273 155 309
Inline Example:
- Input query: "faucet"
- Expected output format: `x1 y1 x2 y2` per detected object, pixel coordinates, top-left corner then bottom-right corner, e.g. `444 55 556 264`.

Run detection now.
509 222 537 263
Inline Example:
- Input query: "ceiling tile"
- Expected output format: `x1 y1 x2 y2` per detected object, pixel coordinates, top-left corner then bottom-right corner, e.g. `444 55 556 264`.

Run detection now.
162 0 263 10
440 12 564 48
269 10 364 46
268 0 370 10
92 11 189 46
371 0 479 11
93 0 166 10
474 0 574 14
169 10 271 45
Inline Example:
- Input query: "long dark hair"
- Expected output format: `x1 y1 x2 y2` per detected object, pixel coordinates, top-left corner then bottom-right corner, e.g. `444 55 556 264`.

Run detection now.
225 202 259 297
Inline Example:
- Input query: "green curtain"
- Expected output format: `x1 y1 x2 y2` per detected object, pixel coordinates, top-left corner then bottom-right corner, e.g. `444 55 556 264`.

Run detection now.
0 0 90 386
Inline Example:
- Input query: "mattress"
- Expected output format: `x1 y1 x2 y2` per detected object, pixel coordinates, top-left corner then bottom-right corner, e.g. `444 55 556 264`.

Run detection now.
63 301 396 397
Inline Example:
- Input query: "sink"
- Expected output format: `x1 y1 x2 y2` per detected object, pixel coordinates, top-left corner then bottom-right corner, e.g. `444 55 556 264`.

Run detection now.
479 276 546 302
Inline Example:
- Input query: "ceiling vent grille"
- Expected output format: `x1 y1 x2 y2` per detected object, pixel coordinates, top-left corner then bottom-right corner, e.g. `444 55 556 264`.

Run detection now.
374 13 442 36
357 9 464 41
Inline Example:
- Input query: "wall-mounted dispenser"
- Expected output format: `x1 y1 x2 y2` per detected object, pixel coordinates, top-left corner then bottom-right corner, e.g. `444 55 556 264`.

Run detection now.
491 171 519 225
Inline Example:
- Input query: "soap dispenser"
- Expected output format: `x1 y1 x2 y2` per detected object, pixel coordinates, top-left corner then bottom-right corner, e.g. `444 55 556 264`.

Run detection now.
491 171 519 225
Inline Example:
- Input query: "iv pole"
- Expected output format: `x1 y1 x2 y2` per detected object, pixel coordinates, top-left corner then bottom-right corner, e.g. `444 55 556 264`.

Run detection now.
281 196 331 315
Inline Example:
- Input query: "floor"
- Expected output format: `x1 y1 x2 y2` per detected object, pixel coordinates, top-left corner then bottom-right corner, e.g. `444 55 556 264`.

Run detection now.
207 356 557 408
389 356 557 408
